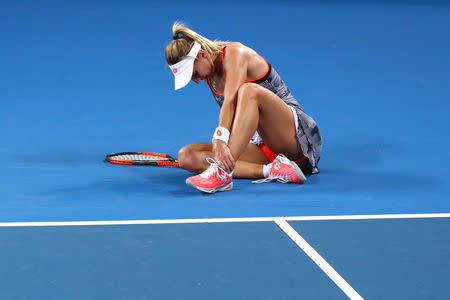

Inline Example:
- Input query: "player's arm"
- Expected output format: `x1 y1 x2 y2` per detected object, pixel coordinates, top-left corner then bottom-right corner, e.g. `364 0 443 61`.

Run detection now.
213 43 248 172
218 43 248 131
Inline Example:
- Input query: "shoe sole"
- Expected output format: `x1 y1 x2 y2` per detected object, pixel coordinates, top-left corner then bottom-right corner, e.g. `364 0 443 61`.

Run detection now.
185 179 233 194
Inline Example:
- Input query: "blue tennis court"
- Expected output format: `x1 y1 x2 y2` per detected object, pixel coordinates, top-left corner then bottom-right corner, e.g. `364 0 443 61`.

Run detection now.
1 0 449 299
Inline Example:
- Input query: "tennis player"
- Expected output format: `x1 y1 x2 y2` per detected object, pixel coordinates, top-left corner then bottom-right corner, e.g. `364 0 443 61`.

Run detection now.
166 22 322 193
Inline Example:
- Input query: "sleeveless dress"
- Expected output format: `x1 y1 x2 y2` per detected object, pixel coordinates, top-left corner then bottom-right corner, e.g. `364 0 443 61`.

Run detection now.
206 46 322 174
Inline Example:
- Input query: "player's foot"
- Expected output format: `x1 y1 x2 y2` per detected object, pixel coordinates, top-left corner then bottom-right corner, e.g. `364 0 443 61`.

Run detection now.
253 154 307 184
186 158 233 193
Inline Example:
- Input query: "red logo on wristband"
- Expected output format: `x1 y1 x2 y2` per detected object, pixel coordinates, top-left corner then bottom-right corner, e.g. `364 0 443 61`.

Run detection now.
217 130 222 136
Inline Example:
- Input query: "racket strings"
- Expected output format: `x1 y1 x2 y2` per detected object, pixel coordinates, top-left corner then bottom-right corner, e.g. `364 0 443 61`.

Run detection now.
112 154 169 161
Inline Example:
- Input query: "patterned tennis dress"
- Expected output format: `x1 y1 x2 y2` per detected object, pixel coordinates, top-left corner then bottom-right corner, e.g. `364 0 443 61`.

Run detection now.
206 46 322 174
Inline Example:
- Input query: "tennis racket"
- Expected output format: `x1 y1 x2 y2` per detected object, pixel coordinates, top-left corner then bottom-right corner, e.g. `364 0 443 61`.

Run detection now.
106 152 179 167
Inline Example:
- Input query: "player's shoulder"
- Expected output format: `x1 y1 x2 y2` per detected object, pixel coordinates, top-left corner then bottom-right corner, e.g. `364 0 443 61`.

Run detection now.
225 42 254 59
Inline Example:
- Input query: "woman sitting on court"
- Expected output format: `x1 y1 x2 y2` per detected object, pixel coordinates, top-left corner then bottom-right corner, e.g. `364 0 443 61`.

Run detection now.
165 22 322 193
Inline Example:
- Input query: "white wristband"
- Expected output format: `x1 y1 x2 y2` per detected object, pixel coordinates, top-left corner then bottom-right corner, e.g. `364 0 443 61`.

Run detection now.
212 127 230 145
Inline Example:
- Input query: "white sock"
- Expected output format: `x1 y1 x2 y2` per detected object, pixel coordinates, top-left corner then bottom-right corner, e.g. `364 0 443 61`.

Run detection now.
263 164 271 178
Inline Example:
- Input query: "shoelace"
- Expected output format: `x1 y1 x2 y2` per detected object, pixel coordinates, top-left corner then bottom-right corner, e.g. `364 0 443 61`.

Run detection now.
200 157 231 182
252 161 290 184
252 173 290 184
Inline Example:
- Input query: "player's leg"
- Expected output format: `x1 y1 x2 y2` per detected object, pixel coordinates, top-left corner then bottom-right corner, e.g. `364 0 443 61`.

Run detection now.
226 82 306 184
183 83 306 192
228 82 302 162
178 142 270 178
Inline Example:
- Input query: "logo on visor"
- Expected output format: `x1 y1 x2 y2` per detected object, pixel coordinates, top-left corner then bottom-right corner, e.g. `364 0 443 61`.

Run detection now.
173 68 178 74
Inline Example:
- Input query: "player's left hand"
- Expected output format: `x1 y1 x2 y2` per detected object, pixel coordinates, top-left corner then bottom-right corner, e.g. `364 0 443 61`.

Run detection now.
212 140 235 174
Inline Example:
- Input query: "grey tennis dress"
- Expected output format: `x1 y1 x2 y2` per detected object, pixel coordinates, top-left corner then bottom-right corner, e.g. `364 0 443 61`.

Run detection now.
206 47 322 174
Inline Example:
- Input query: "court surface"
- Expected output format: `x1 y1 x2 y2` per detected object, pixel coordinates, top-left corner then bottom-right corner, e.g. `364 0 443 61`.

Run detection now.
1 0 449 299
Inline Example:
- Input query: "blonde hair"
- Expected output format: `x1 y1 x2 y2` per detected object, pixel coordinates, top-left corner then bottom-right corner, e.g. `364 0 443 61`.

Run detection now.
165 22 223 66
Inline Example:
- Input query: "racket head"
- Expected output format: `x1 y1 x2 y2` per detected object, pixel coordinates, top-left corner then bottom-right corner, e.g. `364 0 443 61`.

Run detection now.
105 152 179 167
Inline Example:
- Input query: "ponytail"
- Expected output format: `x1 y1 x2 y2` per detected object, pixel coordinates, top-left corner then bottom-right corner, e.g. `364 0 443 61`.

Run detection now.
165 21 223 66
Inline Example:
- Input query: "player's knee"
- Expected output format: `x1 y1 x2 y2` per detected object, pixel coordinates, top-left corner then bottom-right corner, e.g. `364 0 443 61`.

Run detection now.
178 146 193 170
237 82 260 102
178 146 199 172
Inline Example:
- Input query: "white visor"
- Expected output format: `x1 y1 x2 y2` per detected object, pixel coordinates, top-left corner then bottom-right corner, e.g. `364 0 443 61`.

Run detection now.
169 41 202 90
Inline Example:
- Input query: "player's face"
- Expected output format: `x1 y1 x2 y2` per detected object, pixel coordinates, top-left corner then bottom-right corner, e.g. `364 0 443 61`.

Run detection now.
191 50 212 84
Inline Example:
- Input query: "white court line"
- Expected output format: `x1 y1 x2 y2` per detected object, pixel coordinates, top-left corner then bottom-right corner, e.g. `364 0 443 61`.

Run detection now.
275 220 363 299
0 213 449 227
